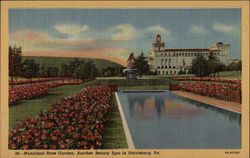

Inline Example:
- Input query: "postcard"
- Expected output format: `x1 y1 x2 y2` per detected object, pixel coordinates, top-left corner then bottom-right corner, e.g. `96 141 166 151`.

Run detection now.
1 1 249 158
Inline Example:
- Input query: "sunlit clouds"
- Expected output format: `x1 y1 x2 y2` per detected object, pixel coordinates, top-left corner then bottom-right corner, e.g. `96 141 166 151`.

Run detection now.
9 9 241 63
110 24 136 41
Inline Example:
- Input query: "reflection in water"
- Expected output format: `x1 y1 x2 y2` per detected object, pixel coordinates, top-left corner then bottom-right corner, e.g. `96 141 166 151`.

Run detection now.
163 100 202 118
118 91 241 149
128 93 203 120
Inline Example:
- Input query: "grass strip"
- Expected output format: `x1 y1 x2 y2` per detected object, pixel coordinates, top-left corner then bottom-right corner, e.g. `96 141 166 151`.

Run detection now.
102 94 128 149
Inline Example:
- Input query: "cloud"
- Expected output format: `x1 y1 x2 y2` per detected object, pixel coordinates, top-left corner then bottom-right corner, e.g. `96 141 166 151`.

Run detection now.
10 29 49 42
54 24 89 38
146 25 169 34
110 24 136 41
213 22 236 33
145 25 172 41
10 29 94 47
189 25 207 34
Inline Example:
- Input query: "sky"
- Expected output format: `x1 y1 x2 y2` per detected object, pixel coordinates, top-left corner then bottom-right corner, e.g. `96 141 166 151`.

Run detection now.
9 9 241 65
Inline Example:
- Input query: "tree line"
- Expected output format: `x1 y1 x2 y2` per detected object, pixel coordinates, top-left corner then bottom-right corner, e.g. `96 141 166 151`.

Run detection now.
9 46 125 81
189 52 241 77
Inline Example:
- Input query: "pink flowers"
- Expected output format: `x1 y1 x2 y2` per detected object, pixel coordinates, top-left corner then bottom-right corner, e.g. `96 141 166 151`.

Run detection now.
9 85 114 149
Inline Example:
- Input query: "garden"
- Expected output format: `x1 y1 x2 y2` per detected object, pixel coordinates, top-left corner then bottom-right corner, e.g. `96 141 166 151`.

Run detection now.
9 85 116 149
8 45 242 149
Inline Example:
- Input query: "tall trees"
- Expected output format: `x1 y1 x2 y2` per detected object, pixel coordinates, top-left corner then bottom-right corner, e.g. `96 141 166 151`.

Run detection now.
22 59 40 80
59 59 98 79
134 52 150 78
207 52 220 77
190 52 227 77
9 46 23 82
190 54 208 77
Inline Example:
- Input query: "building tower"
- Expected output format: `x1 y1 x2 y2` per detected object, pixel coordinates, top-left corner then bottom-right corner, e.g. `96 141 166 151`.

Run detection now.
153 34 165 51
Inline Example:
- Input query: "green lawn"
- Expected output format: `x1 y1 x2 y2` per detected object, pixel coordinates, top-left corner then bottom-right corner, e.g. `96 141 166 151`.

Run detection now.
102 94 128 149
219 71 241 79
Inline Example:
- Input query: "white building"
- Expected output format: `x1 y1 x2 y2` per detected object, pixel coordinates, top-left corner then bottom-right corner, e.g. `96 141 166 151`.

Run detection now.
148 34 230 75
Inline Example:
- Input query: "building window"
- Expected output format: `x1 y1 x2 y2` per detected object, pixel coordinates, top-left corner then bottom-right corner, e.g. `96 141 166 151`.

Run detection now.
163 71 165 74
170 71 172 74
161 59 164 62
174 71 176 74
162 66 164 69
161 53 163 56
191 53 193 56
173 53 175 56
169 66 171 68
157 66 160 69
165 66 168 68
173 66 175 68
166 71 168 74
165 59 167 62
158 71 160 74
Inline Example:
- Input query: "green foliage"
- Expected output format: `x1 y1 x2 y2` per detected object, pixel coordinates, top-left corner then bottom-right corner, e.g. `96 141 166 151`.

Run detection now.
190 54 208 77
22 59 40 79
9 46 23 81
133 52 150 77
59 58 98 79
206 52 223 77
228 60 241 72
100 66 124 77
39 64 59 78
178 69 186 75
191 52 227 77
22 56 122 73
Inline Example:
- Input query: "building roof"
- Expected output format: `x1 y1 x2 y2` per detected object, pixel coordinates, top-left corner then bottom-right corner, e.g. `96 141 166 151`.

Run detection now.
155 49 220 52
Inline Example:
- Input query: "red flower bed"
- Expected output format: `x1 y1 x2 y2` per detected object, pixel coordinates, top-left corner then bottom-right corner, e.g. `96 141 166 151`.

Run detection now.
9 78 96 105
178 82 241 100
9 84 49 104
9 85 113 149
9 77 80 85
173 77 241 84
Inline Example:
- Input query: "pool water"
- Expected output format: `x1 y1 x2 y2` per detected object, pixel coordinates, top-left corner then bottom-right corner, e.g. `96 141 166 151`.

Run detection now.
117 91 241 149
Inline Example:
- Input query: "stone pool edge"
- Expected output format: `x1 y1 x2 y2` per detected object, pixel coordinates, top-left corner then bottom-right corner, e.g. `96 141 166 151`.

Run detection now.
172 91 241 114
115 92 135 149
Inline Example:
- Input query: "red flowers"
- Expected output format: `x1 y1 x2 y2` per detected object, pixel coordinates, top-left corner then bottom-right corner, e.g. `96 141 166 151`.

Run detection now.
9 85 114 149
9 77 78 85
9 84 49 104
9 77 96 105
178 82 241 101
173 77 241 84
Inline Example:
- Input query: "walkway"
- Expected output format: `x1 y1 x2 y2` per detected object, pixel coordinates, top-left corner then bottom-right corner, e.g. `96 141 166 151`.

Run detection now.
172 90 241 113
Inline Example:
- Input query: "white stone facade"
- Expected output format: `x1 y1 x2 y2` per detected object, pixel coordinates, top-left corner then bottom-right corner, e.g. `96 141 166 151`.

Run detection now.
148 35 230 75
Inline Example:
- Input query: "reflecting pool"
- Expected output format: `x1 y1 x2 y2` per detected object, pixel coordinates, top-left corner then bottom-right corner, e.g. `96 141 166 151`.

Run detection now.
117 91 241 149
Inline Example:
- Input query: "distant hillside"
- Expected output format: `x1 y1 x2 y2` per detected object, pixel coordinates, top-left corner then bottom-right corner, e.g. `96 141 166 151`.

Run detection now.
22 56 123 70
